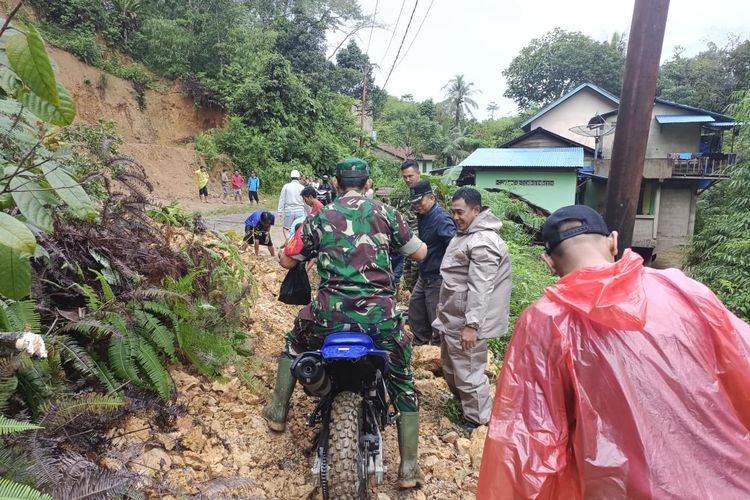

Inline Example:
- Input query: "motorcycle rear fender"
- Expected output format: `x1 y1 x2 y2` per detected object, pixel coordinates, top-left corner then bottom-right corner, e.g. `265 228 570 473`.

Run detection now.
320 332 389 370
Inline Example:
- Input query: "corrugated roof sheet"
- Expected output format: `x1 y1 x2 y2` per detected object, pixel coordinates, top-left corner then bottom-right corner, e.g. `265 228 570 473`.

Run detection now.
655 114 715 124
458 147 584 169
705 121 743 128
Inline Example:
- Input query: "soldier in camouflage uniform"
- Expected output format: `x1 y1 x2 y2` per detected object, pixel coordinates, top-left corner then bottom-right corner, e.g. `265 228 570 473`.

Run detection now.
263 158 428 489
398 159 422 291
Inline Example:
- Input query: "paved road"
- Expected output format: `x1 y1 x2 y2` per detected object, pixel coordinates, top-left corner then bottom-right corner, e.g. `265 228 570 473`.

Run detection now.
202 213 286 247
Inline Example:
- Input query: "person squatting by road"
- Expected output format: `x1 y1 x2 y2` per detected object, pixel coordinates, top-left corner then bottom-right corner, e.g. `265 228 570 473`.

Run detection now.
433 187 512 432
478 205 750 499
243 210 275 257
263 158 429 489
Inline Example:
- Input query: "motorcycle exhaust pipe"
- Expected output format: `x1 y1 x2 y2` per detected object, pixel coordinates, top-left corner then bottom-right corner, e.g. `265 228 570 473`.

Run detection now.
292 353 331 397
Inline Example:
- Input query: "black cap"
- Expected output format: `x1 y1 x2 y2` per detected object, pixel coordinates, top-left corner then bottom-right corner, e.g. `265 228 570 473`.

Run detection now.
408 180 433 204
542 205 610 253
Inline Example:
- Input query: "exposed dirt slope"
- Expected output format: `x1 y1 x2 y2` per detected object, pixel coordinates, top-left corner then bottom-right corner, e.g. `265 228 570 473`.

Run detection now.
48 46 225 202
102 252 489 499
50 47 223 145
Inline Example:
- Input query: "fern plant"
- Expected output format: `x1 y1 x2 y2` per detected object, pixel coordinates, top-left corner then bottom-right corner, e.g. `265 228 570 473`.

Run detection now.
0 417 48 499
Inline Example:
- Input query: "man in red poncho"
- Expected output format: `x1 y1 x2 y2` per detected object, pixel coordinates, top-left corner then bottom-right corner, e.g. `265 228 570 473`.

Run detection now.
478 205 750 500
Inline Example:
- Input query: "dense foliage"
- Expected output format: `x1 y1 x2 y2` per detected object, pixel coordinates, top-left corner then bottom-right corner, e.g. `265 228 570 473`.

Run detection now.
0 16 253 495
686 91 750 320
503 28 625 110
30 0 389 183
657 40 750 113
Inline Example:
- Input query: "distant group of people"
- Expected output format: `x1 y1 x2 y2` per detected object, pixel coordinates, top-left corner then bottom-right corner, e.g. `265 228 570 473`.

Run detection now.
193 165 262 205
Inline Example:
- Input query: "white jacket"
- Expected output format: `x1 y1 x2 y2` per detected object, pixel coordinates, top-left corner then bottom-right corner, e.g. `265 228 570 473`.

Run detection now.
278 180 304 213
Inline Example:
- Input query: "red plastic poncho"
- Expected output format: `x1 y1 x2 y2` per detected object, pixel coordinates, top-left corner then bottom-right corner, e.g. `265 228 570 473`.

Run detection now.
477 250 750 499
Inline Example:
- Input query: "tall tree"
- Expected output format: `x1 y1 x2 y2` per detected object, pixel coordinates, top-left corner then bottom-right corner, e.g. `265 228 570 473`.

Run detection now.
442 74 480 126
332 39 386 117
503 28 625 110
486 101 499 120
657 40 750 113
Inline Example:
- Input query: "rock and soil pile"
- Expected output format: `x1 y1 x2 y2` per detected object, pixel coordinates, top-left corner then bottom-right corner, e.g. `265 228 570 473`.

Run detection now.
101 253 491 499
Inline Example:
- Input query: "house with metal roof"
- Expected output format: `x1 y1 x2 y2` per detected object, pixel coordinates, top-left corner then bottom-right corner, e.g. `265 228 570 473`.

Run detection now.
371 144 436 174
457 147 583 212
520 83 620 150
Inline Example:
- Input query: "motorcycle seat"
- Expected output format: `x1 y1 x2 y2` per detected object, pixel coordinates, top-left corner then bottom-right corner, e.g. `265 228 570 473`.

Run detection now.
323 332 375 349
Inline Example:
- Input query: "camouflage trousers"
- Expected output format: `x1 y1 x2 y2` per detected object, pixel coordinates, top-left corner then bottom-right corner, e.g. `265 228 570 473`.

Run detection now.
284 304 418 412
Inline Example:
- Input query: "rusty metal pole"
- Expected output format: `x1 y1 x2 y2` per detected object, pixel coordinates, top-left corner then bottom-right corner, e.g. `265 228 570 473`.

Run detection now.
604 0 670 256
359 63 368 148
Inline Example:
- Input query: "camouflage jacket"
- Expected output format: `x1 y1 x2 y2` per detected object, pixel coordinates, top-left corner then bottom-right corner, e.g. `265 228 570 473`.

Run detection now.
293 191 422 325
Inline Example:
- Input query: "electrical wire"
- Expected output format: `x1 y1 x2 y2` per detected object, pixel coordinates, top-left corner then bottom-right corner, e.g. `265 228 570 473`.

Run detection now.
379 0 406 66
382 0 420 90
365 0 379 56
394 0 435 68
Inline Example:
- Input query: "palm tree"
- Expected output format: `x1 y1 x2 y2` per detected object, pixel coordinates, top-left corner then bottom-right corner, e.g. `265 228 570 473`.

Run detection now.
442 74 480 127
441 127 470 166
486 101 499 120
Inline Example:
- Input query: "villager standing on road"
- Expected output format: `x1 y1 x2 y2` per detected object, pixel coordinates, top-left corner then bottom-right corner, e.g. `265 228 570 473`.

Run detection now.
194 165 210 203
247 171 261 205
264 158 428 489
407 180 456 346
478 205 750 499
277 169 305 240
231 170 245 202
398 159 422 291
433 187 511 431
220 168 230 203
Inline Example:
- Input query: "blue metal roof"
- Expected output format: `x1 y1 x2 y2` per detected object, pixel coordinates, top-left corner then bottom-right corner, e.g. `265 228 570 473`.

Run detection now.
655 114 715 124
520 83 620 131
458 147 584 169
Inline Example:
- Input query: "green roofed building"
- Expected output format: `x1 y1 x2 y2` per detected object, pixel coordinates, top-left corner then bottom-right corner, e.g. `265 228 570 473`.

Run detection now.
457 147 584 213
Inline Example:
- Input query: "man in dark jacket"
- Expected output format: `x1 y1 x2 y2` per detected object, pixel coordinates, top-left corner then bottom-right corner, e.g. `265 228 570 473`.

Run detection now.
408 180 456 345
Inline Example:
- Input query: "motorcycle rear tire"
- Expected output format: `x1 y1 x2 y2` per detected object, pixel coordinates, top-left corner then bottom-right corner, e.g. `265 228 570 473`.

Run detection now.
327 391 367 499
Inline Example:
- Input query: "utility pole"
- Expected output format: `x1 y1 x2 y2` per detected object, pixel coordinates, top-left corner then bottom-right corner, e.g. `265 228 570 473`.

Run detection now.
359 63 368 148
604 0 670 256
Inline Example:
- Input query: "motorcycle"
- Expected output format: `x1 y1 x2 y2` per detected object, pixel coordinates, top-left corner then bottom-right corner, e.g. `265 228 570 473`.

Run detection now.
291 332 397 499
316 188 332 205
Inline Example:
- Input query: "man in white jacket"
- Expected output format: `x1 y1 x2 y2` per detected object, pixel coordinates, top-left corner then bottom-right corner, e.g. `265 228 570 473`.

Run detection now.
277 169 305 240
433 187 512 431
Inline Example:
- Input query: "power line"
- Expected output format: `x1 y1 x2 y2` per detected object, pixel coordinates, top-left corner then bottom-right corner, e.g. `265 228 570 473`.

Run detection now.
395 0 435 68
379 0 406 66
382 0 419 90
365 0 379 56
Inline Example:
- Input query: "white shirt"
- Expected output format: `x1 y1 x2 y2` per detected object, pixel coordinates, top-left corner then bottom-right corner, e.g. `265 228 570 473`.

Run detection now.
277 180 305 213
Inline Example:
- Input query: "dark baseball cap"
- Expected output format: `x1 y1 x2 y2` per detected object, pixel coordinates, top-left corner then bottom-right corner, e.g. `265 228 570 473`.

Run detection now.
542 205 610 253
408 180 433 204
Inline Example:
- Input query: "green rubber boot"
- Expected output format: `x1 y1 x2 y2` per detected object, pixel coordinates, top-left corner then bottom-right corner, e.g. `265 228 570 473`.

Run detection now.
397 411 425 488
262 356 296 432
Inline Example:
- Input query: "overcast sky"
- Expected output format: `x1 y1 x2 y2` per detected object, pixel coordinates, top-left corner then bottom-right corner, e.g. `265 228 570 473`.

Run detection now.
327 0 750 120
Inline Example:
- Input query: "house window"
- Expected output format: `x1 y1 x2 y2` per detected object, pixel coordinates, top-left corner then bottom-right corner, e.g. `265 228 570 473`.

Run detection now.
637 182 656 216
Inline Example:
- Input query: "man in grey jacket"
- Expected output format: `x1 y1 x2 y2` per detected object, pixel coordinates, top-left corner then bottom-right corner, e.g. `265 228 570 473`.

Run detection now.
433 187 512 430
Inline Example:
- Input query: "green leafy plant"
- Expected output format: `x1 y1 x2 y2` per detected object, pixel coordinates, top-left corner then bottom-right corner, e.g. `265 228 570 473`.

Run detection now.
687 91 750 320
